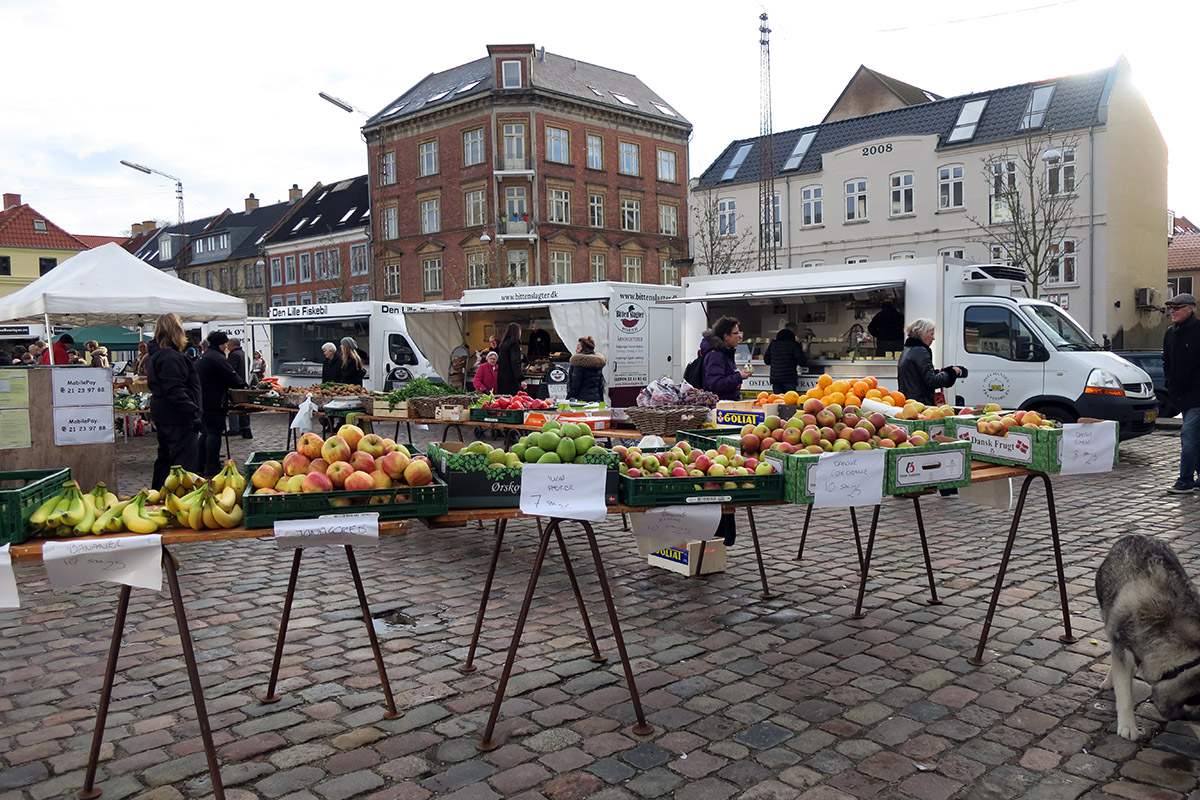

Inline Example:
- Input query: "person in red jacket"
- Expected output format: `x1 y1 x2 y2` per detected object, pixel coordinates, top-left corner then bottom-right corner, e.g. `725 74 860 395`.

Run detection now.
40 333 74 364
473 350 499 392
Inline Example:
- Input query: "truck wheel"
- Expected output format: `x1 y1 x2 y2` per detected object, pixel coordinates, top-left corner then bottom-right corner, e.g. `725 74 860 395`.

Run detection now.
1033 405 1077 425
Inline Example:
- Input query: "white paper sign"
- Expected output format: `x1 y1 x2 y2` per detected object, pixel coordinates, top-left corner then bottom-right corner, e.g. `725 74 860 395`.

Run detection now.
43 534 162 591
52 405 115 446
630 505 723 557
960 478 1015 511
52 368 112 407
274 513 380 548
520 463 607 522
813 449 886 508
0 544 18 608
1061 421 1118 474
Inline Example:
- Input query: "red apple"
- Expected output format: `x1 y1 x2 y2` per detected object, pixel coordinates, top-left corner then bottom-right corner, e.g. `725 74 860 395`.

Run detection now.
402 460 433 487
349 451 376 473
343 470 376 492
321 435 352 464
369 470 392 489
337 424 365 451
309 458 330 474
282 452 311 477
296 432 324 460
325 461 355 489
357 433 387 458
380 450 411 480
251 463 282 490
301 471 333 493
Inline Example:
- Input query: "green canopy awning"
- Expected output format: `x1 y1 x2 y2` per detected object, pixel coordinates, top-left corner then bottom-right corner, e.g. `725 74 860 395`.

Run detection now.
61 325 147 353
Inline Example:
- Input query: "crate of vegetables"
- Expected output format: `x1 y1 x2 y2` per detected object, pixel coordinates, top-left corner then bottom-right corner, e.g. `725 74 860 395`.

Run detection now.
471 391 554 424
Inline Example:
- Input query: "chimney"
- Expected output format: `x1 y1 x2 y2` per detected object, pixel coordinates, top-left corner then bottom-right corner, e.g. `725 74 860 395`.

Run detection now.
245 193 260 211
288 184 302 202
3 193 20 210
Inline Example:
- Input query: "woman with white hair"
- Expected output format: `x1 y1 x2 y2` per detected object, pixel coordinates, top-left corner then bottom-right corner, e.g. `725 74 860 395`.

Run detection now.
320 342 340 384
897 318 963 405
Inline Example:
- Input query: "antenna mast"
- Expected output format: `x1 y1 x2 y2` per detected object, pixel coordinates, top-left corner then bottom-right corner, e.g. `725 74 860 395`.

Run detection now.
757 12 778 270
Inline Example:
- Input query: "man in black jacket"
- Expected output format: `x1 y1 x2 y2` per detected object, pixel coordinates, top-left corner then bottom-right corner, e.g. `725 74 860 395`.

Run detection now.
225 337 253 440
763 326 807 394
1164 293 1200 493
195 331 246 476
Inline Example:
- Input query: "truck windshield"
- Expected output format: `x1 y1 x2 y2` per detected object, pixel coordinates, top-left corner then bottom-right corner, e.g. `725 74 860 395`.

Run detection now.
1022 304 1099 351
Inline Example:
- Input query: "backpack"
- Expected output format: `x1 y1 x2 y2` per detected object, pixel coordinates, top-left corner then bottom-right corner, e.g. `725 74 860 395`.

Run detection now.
683 354 705 388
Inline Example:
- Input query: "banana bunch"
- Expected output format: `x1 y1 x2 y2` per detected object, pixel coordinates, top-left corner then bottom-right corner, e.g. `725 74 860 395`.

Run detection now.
29 481 122 537
209 460 247 495
146 465 205 503
168 483 243 530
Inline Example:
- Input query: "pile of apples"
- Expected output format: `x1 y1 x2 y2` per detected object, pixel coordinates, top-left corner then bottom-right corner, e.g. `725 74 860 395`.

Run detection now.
479 392 552 411
250 423 434 499
975 408 1055 437
614 442 775 488
738 399 934 456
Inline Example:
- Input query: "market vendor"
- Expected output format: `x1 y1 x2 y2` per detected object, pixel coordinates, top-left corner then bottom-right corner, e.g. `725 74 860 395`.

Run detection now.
528 320 551 360
868 299 905 356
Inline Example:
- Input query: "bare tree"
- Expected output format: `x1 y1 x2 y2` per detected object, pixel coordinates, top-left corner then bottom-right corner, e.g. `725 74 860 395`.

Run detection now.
690 192 755 275
966 131 1085 296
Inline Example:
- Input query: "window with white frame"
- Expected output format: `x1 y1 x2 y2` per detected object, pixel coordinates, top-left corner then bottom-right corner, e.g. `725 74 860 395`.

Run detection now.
619 141 639 176
1168 276 1194 298
270 257 282 286
380 151 396 185
890 251 916 260
468 252 488 288
194 238 206 256
501 60 522 88
218 233 229 250
890 172 915 216
463 128 484 167
990 245 1012 265
271 295 284 307
588 193 604 228
299 252 312 282
1047 239 1077 285
507 250 529 285
314 251 326 279
1048 148 1076 196
351 285 370 302
659 203 678 236
938 164 965 210
587 135 603 169
422 257 442 293
219 267 228 291
718 198 737 235
590 253 606 282
421 198 440 234
657 149 677 182
845 179 868 221
350 244 368 276
620 199 640 232
549 251 572 283
846 256 868 264
548 189 570 223
159 236 173 261
783 131 816 171
939 247 966 260
546 126 569 164
802 186 823 226
622 255 643 282
285 294 298 306
990 160 1017 224
948 98 988 143
418 140 438 177
465 189 486 227
385 264 400 295
256 261 264 286
284 255 296 283
505 186 527 219
382 206 398 239
801 260 825 268
661 259 679 285
327 249 341 278
502 123 525 166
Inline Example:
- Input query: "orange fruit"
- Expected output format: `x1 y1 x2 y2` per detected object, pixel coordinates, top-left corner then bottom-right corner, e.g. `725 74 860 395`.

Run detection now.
864 376 878 389
865 388 884 399
757 391 769 402
828 380 847 395
783 390 801 406
826 391 846 406
852 380 869 396
805 388 822 400
889 390 906 405
817 374 833 389
845 394 861 407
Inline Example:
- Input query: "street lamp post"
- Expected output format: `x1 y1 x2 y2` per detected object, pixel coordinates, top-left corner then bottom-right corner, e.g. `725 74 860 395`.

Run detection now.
120 160 185 229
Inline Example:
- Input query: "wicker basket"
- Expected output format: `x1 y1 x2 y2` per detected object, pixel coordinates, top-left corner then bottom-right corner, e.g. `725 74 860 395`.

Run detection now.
408 394 479 419
624 405 712 437
229 388 263 406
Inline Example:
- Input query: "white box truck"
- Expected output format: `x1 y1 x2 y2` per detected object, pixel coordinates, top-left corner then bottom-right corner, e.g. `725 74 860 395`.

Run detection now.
405 282 683 406
674 258 1157 438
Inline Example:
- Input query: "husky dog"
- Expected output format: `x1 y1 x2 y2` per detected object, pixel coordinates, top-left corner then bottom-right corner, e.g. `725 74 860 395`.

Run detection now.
1096 534 1200 739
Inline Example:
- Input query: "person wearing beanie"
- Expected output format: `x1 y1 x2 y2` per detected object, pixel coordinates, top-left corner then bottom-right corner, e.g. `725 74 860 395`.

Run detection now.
567 336 606 402
339 336 365 385
41 333 73 365
195 330 246 476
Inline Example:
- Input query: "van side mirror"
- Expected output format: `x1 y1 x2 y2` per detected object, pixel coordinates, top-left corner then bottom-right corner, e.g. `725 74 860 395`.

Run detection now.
1016 337 1049 362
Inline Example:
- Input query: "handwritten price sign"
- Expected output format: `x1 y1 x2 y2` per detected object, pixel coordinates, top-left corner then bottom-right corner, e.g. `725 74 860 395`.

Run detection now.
43 534 162 591
812 449 886 508
0 544 17 608
519 463 607 522
630 505 722 557
1061 421 1117 475
274 513 380 548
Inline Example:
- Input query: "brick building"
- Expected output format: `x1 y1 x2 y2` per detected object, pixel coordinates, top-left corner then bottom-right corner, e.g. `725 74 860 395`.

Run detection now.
363 44 692 302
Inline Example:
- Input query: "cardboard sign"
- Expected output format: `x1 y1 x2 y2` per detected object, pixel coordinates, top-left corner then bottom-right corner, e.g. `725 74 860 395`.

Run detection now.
1061 421 1118 474
51 368 112 407
52 405 115 446
274 513 380 548
0 544 17 608
43 534 162 591
520 463 607 522
812 449 885 508
630 504 723 557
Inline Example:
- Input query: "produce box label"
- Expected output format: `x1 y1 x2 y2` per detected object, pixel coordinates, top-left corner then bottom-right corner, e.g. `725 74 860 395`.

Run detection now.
956 427 1036 463
890 445 969 489
714 407 764 427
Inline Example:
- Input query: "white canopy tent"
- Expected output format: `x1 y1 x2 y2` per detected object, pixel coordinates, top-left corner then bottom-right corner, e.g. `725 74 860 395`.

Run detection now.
0 243 247 362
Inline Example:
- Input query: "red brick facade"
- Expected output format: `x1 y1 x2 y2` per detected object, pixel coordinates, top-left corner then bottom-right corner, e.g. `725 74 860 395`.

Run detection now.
266 235 371 306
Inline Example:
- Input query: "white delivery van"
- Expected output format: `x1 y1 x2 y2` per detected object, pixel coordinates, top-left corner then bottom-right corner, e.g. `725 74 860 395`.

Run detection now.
404 282 683 407
674 258 1158 439
263 302 444 390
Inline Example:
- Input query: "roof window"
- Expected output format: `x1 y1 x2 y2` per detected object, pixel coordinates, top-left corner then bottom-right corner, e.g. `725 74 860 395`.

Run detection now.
721 143 754 181
1019 85 1055 130
291 217 309 232
428 89 451 102
650 101 677 117
381 101 407 117
456 79 482 94
612 92 637 107
782 131 816 171
340 207 358 223
33 219 47 233
308 214 322 227
947 98 988 143
587 86 604 97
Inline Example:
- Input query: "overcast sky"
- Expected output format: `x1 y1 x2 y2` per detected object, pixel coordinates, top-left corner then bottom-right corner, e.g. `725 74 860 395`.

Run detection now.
1 0 1194 236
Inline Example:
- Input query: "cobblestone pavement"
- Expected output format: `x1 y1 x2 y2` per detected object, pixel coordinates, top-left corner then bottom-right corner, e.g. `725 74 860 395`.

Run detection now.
4 415 1200 800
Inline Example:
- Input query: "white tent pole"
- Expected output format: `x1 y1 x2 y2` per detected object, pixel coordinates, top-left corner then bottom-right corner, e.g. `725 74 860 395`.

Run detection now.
43 312 55 365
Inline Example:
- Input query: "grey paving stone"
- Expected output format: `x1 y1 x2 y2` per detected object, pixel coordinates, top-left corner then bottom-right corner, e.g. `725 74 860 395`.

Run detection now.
589 756 636 783
622 743 673 770
420 761 499 793
735 722 794 750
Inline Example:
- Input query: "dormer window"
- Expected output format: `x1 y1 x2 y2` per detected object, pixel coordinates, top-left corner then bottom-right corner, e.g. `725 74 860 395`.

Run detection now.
158 236 173 261
1019 85 1055 130
33 219 47 233
501 60 522 88
947 98 988 143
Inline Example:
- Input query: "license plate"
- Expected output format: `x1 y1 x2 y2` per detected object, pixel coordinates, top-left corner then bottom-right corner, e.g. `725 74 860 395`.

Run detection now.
1145 410 1158 423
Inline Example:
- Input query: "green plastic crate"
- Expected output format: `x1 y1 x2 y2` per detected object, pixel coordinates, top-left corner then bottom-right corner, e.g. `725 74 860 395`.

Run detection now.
674 427 743 449
0 468 71 545
943 416 1063 472
428 443 619 508
469 407 525 424
620 472 782 507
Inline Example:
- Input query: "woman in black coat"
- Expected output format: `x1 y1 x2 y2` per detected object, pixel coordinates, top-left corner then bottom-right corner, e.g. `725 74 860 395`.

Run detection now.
763 327 807 394
897 318 962 405
146 313 201 488
567 336 606 402
338 337 366 386
496 322 525 395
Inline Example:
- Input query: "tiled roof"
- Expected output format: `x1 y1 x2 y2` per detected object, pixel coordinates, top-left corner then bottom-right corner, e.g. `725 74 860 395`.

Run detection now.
263 175 369 246
366 47 689 129
1168 232 1200 272
189 200 298 266
697 63 1115 189
122 227 160 254
76 234 128 249
0 203 88 250
131 214 223 269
